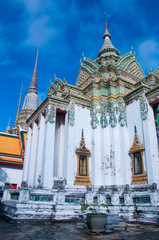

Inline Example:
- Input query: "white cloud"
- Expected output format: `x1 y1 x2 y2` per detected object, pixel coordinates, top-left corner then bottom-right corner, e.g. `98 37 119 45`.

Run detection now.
18 0 43 13
38 92 47 104
0 56 16 66
26 15 55 47
138 39 159 70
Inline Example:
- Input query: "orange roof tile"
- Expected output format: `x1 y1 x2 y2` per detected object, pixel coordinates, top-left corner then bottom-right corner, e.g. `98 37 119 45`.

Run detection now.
0 134 21 156
23 132 27 149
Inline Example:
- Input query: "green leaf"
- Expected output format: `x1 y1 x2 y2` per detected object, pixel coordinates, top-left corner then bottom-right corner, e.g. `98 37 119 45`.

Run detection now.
101 203 108 208
81 204 90 211
89 207 93 211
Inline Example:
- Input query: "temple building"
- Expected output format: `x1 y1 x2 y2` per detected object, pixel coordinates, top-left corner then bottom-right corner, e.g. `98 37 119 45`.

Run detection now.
0 16 159 223
22 16 159 189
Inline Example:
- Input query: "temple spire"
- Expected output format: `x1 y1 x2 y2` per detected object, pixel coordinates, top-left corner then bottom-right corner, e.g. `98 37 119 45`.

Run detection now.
15 83 23 123
28 50 39 94
5 117 11 133
103 11 111 39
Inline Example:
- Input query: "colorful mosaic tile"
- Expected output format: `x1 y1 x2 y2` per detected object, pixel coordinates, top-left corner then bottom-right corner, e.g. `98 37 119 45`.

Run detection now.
69 102 75 127
140 94 148 121
48 106 56 124
65 196 85 203
29 194 54 202
133 196 150 204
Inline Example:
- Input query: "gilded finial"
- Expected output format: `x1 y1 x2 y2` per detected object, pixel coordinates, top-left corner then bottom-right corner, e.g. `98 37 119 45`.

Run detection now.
103 11 111 39
134 51 136 57
134 125 137 133
35 49 39 67
130 45 133 54
82 129 84 137
148 68 152 74
50 78 52 85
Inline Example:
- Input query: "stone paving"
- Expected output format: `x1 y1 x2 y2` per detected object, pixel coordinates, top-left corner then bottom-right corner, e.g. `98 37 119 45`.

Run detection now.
0 216 159 240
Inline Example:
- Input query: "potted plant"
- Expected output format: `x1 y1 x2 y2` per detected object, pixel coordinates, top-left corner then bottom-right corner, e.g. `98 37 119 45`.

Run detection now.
81 203 108 233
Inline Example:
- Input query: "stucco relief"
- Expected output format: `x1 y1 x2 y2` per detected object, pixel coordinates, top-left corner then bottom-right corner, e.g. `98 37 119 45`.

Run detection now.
101 145 116 175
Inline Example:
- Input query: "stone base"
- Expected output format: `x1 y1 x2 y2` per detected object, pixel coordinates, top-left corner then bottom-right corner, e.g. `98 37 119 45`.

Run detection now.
0 184 159 223
74 176 91 186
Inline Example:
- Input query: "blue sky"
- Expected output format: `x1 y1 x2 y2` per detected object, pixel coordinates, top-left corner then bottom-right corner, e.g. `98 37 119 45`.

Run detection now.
0 0 159 131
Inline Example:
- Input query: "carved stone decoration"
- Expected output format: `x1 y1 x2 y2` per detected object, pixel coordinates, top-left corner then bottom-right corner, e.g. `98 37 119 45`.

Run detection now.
108 100 117 128
109 113 117 128
100 102 108 128
100 114 108 128
118 98 127 127
129 126 147 185
90 102 99 129
139 93 148 121
48 105 56 124
74 130 92 186
69 101 75 127
91 114 99 129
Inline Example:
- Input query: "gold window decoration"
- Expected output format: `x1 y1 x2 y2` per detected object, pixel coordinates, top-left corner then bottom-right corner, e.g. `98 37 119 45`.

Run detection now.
129 126 147 185
74 130 92 185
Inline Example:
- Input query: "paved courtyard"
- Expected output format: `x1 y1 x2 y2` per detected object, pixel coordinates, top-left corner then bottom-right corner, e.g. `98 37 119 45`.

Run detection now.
0 216 159 240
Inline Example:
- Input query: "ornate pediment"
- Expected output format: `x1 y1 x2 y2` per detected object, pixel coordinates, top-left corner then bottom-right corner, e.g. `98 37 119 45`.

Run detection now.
117 53 145 79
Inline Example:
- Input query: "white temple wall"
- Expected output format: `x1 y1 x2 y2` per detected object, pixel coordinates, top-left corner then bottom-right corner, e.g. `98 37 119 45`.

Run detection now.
126 100 143 145
66 105 91 185
0 165 22 188
119 126 131 184
126 98 159 185
91 113 102 185
142 102 159 184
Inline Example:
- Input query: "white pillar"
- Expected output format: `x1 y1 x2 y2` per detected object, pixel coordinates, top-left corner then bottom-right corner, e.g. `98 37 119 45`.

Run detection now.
27 122 38 187
33 114 46 187
93 123 101 185
42 120 55 189
66 123 75 185
22 126 32 183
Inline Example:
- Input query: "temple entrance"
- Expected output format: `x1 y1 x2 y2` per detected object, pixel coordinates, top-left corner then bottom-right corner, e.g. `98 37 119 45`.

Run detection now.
54 109 66 177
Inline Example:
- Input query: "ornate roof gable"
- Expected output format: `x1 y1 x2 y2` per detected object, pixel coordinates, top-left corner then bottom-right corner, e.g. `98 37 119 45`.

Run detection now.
117 52 145 79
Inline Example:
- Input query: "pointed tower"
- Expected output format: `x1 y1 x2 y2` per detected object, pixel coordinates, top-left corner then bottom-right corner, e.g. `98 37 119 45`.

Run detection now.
4 118 11 134
97 12 120 64
11 51 39 133
11 83 23 134
22 50 39 110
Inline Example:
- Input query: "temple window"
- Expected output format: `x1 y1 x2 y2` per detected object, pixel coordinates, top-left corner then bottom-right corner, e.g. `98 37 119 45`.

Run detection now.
79 155 87 176
133 152 142 175
74 130 91 185
129 126 147 185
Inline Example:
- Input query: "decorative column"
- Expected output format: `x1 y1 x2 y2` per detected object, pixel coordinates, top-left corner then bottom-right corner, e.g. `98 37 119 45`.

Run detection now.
27 120 39 187
42 105 56 189
22 126 32 184
155 105 159 146
33 113 46 187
